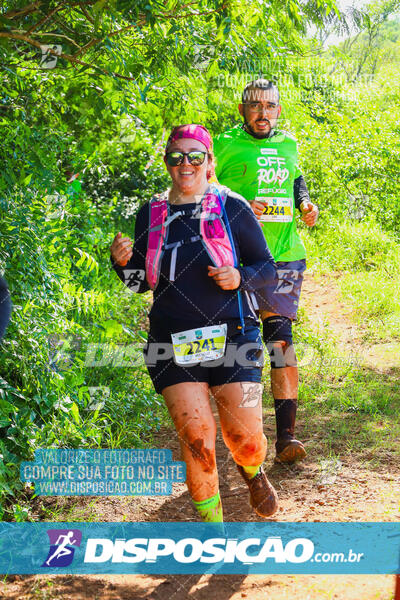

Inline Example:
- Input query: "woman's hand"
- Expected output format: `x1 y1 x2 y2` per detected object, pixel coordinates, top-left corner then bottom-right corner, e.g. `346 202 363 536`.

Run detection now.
249 200 265 220
110 232 133 267
208 265 241 290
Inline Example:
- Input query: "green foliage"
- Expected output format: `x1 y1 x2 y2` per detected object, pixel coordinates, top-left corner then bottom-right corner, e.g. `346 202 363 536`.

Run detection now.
288 62 400 236
302 217 400 341
322 0 400 80
303 219 400 271
0 180 160 518
2 0 400 520
340 270 400 340
84 125 170 222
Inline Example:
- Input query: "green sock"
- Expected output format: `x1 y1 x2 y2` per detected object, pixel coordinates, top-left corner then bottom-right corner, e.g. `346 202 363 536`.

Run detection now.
193 491 223 522
241 464 261 479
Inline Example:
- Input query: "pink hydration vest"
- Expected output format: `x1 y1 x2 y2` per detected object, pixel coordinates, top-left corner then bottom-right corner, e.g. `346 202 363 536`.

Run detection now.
145 185 236 290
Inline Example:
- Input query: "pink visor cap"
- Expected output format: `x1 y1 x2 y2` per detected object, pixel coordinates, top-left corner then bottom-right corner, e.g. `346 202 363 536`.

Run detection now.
165 124 212 152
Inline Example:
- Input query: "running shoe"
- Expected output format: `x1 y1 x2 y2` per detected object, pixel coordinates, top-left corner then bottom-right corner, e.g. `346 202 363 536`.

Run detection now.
237 465 278 517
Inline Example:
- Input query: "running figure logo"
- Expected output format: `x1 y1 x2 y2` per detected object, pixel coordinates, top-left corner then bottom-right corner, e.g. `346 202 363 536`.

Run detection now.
122 269 145 292
275 269 299 294
42 529 82 567
239 383 262 408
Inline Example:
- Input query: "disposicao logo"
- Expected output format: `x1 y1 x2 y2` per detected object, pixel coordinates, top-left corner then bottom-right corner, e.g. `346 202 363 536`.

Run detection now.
42 529 82 567
83 536 315 564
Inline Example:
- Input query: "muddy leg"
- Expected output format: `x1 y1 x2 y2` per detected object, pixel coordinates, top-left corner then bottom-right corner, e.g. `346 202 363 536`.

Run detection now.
211 382 267 466
162 382 218 501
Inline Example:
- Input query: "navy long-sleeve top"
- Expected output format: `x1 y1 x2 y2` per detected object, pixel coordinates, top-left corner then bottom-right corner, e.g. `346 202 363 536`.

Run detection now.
112 190 277 332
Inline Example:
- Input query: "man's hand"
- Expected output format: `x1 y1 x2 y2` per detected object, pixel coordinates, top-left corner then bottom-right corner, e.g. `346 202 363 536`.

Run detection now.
300 201 319 227
249 200 265 221
208 265 241 290
110 232 133 266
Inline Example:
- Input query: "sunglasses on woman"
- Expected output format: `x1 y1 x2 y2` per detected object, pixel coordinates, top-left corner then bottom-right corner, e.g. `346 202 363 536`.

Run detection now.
165 151 207 167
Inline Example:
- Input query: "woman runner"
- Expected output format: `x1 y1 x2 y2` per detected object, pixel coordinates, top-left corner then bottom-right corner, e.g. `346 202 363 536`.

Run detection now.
110 124 279 521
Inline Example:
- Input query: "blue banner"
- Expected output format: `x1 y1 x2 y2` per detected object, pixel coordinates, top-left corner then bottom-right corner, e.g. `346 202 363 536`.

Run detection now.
0 522 399 575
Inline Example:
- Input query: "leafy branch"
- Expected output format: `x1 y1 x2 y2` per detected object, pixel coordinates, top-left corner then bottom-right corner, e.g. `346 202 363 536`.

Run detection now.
0 0 228 80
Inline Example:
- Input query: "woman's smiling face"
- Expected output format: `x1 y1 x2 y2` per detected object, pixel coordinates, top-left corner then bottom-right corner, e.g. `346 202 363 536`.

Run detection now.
164 137 210 196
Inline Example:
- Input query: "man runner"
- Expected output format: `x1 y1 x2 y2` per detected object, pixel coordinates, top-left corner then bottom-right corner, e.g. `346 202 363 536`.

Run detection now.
213 79 319 464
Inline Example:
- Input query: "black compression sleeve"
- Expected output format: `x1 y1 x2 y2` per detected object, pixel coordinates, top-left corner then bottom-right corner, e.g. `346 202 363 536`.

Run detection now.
294 175 310 210
111 203 150 293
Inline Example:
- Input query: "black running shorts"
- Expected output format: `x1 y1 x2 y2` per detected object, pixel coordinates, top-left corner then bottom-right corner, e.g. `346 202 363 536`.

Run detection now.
144 319 264 394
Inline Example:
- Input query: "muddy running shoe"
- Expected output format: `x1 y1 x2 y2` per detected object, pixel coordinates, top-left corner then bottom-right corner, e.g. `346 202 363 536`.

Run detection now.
275 438 306 464
237 465 278 518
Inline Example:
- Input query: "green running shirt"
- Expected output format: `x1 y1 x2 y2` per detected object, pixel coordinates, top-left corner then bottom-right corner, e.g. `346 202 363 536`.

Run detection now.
214 125 306 262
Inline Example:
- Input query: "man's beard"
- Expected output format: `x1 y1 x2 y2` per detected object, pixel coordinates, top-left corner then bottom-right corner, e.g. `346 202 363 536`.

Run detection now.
243 115 272 139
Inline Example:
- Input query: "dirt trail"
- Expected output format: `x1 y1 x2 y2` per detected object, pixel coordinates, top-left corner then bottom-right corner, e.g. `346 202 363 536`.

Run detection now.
1 274 399 600
301 271 400 371
301 272 362 349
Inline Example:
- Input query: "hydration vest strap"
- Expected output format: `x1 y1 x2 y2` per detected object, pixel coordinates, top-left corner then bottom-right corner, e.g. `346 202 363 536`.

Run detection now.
164 207 198 226
146 186 236 293
164 235 202 281
170 245 178 282
213 187 246 333
215 187 237 266
244 291 258 320
146 195 169 290
249 291 259 311
163 211 184 228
